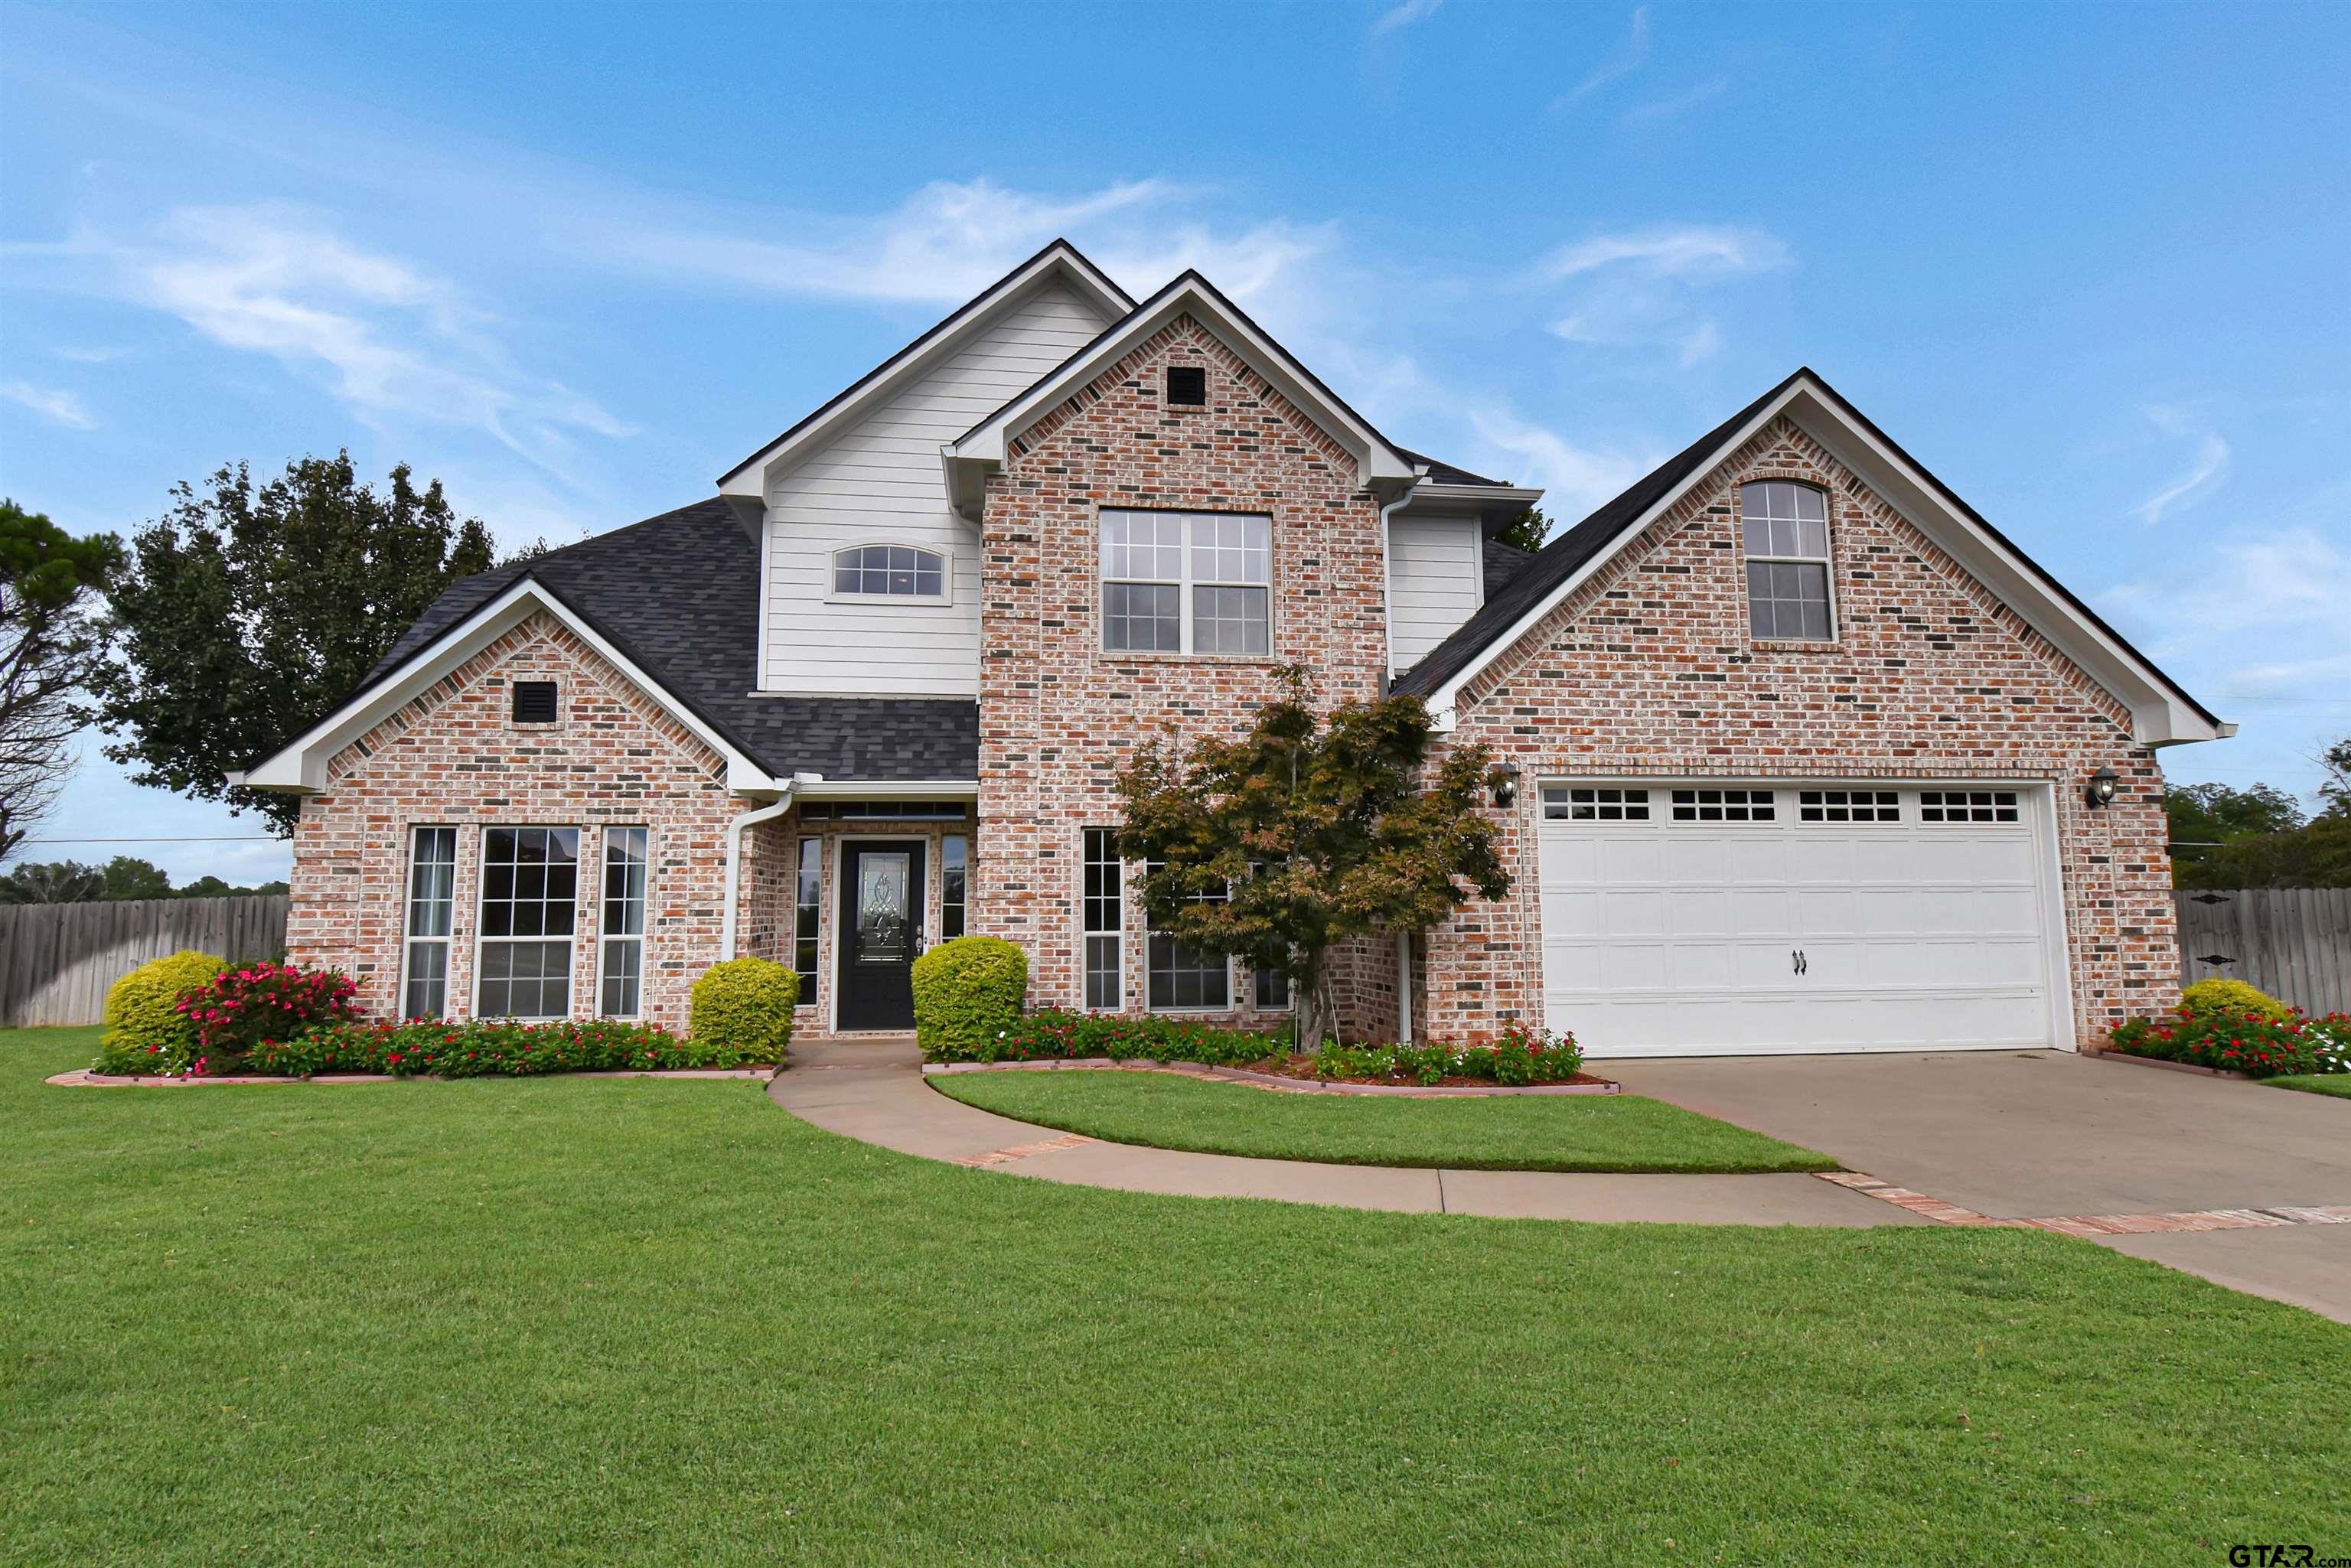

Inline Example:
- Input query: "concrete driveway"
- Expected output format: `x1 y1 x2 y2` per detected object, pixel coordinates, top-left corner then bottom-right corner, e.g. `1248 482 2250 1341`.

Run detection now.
1603 1049 2351 1321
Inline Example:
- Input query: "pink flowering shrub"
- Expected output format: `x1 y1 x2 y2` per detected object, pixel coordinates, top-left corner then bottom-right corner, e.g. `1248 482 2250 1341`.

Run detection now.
1312 1021 1584 1086
2109 1004 2351 1079
174 963 360 1063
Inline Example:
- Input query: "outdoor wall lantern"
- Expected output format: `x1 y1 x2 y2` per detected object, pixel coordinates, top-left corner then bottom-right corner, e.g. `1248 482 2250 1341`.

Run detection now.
2085 767 2120 809
1490 764 1521 810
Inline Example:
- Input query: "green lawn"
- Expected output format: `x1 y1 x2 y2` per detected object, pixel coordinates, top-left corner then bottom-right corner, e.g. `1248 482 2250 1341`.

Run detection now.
930 1067 1838 1172
5 1024 2348 1565
2265 1074 2351 1098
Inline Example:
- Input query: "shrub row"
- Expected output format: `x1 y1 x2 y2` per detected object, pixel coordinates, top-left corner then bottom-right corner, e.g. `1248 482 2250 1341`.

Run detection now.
2108 1007 2350 1080
1312 1023 1583 1086
927 1006 1285 1066
242 1019 774 1078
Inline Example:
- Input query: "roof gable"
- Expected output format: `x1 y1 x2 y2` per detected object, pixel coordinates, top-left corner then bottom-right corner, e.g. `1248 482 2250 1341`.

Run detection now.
1395 369 2225 748
717 239 1133 497
942 271 1419 515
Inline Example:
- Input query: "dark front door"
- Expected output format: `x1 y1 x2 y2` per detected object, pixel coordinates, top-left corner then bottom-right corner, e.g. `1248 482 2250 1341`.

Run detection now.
839 839 925 1031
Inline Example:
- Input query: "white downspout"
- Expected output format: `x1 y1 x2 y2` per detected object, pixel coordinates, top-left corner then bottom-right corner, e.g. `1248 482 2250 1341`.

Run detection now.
720 774 817 960
1395 931 1414 1045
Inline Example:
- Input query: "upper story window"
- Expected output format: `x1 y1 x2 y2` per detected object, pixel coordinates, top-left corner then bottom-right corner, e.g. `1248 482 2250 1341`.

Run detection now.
1740 481 1834 641
1101 510 1271 657
832 544 947 601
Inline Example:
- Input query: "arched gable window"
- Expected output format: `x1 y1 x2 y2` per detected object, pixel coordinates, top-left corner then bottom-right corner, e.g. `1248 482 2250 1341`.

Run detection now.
831 544 947 601
1740 481 1834 641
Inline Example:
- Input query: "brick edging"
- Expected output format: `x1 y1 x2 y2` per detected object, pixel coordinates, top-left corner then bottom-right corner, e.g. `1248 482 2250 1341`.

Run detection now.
47 1067 777 1088
920 1058 1622 1097
2080 1048 2252 1081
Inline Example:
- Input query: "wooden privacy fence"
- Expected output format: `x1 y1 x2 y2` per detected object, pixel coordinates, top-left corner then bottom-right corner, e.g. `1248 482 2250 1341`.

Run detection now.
2174 889 2351 1017
0 896 289 1028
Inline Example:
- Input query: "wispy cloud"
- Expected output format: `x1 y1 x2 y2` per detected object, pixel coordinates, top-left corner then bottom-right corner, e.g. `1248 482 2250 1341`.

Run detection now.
1623 75 1729 126
29 205 628 468
1467 406 1647 514
1370 0 1442 37
2134 406 2229 523
1542 223 1790 367
0 380 96 429
2107 526 2346 654
54 345 130 363
592 177 1335 330
1557 7 1652 106
1546 224 1790 281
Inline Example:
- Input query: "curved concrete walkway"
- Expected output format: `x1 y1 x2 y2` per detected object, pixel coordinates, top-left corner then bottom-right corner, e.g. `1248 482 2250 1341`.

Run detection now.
768 1035 1912 1226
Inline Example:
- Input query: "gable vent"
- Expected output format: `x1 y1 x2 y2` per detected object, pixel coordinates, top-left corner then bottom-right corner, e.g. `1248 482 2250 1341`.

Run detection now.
1166 365 1207 406
511 680 559 723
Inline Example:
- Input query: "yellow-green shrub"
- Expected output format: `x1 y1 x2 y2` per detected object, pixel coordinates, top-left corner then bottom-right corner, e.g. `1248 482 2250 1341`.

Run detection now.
689 958 799 1059
93 950 224 1077
2180 977 2294 1024
911 936 1028 1059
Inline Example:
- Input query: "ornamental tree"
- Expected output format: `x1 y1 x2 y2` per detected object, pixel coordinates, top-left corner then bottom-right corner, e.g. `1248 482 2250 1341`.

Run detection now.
1 498 122 860
1113 670 1510 1051
86 454 501 836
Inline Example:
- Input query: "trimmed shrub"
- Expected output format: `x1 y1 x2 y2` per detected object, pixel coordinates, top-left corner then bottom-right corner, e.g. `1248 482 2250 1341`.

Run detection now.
910 937 1028 1057
246 1018 766 1078
93 950 223 1077
689 958 799 1058
176 961 360 1061
2179 977 2294 1025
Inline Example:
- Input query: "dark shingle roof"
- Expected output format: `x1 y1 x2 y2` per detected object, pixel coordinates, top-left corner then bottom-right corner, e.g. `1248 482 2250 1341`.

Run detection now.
1481 536 1536 598
1395 446 1511 488
1392 371 1808 698
360 499 977 782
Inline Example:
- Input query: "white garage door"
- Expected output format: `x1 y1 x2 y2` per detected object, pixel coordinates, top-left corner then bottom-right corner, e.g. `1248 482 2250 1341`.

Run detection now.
1537 783 2058 1058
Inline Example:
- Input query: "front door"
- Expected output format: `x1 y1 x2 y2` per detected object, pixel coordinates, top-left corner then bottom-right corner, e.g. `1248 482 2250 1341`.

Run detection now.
839 839 926 1031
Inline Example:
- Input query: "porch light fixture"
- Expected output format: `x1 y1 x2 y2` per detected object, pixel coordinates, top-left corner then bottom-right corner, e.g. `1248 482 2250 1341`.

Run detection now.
2085 767 2120 809
1490 764 1521 810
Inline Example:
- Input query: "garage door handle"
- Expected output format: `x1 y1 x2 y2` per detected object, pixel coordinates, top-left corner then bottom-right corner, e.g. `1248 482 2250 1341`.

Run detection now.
1791 949 1808 976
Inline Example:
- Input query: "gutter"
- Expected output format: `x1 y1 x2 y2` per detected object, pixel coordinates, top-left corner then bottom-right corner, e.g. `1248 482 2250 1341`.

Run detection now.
719 774 820 960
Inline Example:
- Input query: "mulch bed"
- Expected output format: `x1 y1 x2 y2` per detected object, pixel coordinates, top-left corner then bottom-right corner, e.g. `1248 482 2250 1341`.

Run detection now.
1237 1054 1614 1090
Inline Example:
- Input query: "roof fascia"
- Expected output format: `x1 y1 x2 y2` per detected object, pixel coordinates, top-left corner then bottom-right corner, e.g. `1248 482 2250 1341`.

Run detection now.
944 273 1417 514
1422 375 2223 746
717 241 1133 498
240 579 777 794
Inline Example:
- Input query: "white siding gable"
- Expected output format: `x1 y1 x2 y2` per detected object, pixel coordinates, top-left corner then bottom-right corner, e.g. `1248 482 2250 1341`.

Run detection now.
1387 514 1485 673
762 278 1111 696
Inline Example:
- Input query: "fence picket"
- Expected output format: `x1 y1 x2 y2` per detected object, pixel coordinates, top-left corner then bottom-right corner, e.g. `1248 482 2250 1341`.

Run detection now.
2170 888 2351 1016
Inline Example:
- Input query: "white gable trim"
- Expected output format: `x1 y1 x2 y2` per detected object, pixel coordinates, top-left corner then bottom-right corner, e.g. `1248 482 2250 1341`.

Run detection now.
942 273 1418 517
716 242 1133 499
1423 374 2226 748
236 580 777 795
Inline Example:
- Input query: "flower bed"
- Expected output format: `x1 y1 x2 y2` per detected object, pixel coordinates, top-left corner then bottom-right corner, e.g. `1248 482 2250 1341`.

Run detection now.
235 1019 773 1079
921 1009 1586 1086
2107 1006 2351 1081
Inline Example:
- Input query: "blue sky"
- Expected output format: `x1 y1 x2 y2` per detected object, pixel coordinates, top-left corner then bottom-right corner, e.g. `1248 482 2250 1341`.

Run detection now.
4 0 2346 885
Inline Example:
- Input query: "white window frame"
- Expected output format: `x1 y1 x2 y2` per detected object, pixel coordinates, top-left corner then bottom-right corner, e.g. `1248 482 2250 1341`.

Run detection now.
595 826 651 1019
1081 827 1124 1012
1739 480 1837 642
473 824 582 1022
398 825 458 1020
825 543 951 605
791 836 823 1005
1100 509 1273 657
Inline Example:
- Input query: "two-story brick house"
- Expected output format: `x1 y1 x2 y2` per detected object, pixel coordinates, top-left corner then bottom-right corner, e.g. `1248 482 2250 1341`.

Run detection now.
244 240 2228 1057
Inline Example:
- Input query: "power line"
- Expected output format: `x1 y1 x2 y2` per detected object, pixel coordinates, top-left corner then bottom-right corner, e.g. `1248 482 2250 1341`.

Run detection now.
19 836 285 844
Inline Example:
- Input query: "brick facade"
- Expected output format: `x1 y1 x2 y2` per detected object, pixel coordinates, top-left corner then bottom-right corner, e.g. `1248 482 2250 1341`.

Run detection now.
287 614 744 1031
970 315 1388 1027
1421 416 2177 1048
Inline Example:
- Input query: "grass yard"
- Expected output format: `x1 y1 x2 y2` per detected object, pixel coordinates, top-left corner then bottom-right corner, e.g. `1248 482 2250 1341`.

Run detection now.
929 1067 1838 1172
2265 1074 2351 1098
5 1024 2349 1565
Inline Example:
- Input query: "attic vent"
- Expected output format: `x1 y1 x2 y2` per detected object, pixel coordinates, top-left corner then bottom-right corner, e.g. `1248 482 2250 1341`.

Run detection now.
1166 365 1207 406
511 680 559 724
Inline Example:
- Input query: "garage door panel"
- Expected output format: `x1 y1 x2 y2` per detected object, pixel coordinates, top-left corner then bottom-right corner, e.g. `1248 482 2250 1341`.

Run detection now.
1538 780 2055 1058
